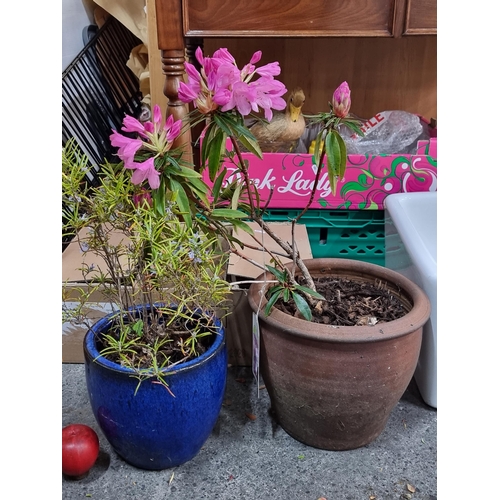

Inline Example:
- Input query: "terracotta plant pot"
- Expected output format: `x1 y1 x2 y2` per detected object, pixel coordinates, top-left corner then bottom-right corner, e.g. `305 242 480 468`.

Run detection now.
248 258 431 451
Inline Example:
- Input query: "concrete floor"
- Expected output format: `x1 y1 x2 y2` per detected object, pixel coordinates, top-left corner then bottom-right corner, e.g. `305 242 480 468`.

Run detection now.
62 363 436 500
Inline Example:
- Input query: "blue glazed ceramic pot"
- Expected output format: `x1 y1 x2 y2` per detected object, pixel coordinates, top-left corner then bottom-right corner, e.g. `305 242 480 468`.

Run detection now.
83 306 227 470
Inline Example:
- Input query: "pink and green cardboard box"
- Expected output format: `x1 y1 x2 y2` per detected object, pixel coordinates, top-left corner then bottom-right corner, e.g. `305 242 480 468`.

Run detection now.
203 136 437 210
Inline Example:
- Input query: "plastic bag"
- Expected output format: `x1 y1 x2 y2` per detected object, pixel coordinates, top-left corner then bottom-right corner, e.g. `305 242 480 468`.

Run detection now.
293 110 431 155
339 110 429 155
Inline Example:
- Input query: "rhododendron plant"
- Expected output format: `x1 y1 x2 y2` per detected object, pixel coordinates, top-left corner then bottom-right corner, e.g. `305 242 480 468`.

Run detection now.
108 48 363 319
176 49 363 318
64 47 364 334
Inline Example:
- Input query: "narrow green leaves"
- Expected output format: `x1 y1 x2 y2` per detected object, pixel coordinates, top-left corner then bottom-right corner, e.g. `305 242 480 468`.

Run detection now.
208 129 226 182
294 285 325 301
153 177 167 216
265 265 287 282
261 265 324 321
211 167 227 204
228 219 255 236
313 130 323 170
210 208 247 219
264 289 283 316
237 133 263 159
342 119 365 138
169 178 192 227
324 130 347 195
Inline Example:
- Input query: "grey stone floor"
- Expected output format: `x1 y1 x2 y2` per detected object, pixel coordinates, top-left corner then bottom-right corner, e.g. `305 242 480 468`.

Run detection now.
62 364 436 500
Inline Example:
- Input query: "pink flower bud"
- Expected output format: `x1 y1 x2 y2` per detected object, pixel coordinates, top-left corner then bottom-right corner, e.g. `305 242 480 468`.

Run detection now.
249 51 262 65
132 190 152 208
332 81 351 118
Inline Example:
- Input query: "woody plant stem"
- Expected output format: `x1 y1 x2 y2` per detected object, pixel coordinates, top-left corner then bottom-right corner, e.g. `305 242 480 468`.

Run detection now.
228 135 319 295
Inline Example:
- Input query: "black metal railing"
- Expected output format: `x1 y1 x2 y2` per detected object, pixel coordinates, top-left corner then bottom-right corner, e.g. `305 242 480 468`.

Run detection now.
62 16 143 250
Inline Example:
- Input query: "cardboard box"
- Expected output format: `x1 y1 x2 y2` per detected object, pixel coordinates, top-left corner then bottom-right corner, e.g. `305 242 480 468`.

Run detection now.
202 138 437 210
62 222 312 365
62 226 131 283
62 301 115 363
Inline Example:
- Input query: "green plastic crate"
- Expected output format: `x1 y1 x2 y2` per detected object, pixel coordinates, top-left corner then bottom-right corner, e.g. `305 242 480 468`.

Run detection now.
262 209 385 266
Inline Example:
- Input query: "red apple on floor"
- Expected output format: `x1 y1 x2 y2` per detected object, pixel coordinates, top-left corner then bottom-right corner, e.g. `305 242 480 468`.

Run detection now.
62 424 100 477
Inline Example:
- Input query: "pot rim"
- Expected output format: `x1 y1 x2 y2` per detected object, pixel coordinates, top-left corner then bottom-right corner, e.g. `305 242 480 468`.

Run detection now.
83 304 225 374
248 258 431 343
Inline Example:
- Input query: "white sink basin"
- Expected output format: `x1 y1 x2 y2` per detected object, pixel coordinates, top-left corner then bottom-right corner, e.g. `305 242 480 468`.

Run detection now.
384 191 437 408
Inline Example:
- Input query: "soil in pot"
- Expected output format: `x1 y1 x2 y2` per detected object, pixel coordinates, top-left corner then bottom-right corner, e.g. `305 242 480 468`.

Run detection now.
274 276 408 325
96 306 219 370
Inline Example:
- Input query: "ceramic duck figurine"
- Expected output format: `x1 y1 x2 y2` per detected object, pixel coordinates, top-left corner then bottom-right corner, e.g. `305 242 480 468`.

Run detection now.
249 87 306 148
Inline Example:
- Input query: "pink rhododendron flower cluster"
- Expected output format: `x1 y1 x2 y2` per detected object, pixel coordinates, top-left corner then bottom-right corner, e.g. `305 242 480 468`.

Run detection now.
110 105 182 189
178 47 287 121
332 81 351 119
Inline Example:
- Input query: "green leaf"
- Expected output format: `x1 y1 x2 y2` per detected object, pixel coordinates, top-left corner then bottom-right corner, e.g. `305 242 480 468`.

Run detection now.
313 130 323 169
132 319 144 336
231 119 258 140
334 130 347 181
291 291 312 321
211 208 247 219
325 130 340 173
228 219 255 236
153 177 166 216
169 179 192 227
324 130 346 196
212 167 227 203
213 113 233 136
265 265 287 282
231 183 242 211
182 176 210 205
237 133 263 159
176 164 203 178
268 284 284 296
264 289 283 316
201 121 217 166
207 129 226 182
342 119 365 138
179 170 205 188
294 284 325 300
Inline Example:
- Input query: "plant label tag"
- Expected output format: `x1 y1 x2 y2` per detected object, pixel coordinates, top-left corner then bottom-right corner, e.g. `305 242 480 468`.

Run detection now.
252 312 260 396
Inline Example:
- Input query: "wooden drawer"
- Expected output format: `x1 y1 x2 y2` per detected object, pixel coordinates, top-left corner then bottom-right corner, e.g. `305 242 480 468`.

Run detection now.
183 0 398 37
403 0 437 35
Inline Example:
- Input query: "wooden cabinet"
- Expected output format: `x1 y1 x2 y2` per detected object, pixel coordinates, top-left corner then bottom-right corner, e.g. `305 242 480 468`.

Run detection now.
154 0 436 151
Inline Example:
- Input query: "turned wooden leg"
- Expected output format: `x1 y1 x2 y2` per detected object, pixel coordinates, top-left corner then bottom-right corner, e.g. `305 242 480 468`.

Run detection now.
160 49 192 159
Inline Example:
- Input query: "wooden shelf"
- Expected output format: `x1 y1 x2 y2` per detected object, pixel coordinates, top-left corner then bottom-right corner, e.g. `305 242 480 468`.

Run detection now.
152 0 436 152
